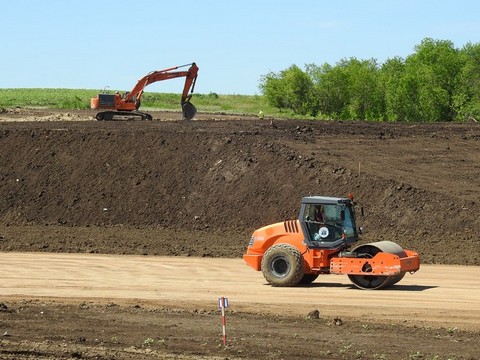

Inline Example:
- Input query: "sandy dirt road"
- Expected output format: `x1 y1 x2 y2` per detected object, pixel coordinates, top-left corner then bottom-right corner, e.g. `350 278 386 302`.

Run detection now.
1 252 479 331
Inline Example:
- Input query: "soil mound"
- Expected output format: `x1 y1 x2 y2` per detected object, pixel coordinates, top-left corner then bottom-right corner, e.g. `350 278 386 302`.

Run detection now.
0 109 479 265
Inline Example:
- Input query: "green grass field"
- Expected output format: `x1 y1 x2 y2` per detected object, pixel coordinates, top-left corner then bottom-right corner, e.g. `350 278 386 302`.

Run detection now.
0 88 288 118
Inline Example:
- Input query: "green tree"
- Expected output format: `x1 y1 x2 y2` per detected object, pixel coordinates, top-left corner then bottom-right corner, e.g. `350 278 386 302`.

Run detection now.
259 71 288 111
309 58 383 120
379 56 406 121
259 37 478 122
341 58 383 120
306 63 350 119
260 65 313 115
281 65 314 115
403 38 463 121
455 42 480 120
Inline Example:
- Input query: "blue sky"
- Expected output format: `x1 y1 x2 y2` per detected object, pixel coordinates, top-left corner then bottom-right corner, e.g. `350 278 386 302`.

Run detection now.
1 0 479 95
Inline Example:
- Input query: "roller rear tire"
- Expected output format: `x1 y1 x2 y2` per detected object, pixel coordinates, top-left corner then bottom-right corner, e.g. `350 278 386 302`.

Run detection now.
261 244 304 287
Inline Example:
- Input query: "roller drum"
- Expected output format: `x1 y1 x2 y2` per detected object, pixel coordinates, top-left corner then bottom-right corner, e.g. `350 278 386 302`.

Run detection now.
348 241 407 290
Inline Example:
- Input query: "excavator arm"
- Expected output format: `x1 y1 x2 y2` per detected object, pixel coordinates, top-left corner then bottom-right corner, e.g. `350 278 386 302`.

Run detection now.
125 63 198 104
91 62 199 121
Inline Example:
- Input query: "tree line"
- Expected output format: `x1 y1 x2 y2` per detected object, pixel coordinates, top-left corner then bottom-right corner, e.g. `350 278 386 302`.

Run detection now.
259 38 480 122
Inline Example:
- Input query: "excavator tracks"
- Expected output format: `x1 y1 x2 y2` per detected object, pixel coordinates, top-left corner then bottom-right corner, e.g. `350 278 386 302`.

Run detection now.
95 102 196 121
95 111 153 121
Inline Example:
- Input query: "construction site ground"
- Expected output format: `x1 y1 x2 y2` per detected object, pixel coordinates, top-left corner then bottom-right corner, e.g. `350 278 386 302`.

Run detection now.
0 108 479 359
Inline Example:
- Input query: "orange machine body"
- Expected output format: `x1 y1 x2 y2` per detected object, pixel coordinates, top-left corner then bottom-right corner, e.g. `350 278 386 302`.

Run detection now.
243 219 419 276
91 62 198 120
243 195 420 289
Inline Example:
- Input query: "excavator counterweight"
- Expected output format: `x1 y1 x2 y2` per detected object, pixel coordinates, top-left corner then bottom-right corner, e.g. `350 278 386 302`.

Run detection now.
91 62 199 121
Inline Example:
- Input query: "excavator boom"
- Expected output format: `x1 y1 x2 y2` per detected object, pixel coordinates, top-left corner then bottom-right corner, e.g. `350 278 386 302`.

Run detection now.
91 62 199 121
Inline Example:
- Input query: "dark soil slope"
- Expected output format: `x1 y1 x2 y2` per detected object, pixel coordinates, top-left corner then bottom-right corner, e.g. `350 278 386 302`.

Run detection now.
1 110 479 265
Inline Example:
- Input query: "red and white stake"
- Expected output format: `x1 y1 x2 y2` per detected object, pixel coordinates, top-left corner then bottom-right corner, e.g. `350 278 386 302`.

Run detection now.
218 297 229 346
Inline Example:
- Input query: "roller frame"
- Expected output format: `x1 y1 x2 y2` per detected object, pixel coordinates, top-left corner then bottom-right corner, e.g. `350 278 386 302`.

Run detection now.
330 241 419 289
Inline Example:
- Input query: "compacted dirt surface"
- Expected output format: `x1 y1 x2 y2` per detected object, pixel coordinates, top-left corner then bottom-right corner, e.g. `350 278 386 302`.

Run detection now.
0 108 479 359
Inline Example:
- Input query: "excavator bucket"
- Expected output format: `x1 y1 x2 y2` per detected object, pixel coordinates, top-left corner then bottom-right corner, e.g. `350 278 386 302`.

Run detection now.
182 101 197 120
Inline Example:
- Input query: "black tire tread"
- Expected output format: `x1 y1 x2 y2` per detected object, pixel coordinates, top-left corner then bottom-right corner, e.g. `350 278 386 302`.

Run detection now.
261 244 304 287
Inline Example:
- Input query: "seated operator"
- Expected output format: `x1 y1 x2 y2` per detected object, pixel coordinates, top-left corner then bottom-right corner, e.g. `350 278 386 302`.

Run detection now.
315 205 324 223
310 205 326 241
313 206 342 241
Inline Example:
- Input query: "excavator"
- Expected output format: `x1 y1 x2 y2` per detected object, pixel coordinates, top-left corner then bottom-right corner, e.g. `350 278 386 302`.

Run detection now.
244 194 420 289
90 62 199 121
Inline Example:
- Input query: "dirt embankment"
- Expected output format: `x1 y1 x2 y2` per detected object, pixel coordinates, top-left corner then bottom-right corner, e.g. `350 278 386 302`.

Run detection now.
1 109 479 360
1 109 479 265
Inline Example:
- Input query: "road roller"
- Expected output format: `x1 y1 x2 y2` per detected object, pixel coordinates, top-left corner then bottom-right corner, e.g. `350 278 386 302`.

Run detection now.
243 195 420 289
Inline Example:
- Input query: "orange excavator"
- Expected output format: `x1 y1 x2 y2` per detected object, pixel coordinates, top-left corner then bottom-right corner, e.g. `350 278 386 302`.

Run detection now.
91 62 199 121
243 194 420 289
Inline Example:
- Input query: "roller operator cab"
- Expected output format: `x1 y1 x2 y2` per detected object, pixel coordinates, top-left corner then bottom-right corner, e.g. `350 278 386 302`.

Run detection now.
243 195 420 289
